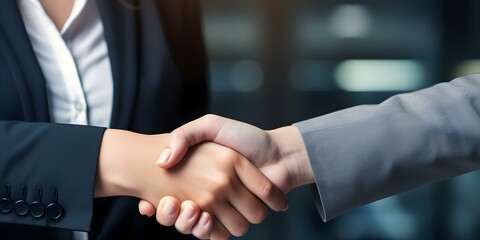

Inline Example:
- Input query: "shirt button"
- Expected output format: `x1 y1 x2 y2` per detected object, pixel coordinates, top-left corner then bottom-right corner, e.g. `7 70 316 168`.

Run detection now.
74 102 85 112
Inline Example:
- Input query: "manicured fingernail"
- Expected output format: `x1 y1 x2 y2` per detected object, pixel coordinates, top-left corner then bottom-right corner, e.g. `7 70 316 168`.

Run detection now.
156 148 171 165
181 204 195 220
139 208 144 215
162 200 176 216
198 213 210 227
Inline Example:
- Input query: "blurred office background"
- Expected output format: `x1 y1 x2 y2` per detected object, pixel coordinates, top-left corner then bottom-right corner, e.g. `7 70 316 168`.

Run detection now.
201 0 480 239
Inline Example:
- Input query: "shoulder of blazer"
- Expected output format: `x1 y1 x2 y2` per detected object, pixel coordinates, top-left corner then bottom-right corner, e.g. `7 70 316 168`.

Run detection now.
156 0 208 84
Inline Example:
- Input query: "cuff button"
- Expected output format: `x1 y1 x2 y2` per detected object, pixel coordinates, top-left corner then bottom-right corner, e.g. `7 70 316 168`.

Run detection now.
31 187 45 218
30 202 45 218
46 203 63 220
46 188 63 220
14 200 29 216
0 198 13 214
1 184 13 214
15 186 29 216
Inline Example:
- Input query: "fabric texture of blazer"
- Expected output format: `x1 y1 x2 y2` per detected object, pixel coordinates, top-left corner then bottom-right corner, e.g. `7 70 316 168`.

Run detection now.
0 0 207 239
295 74 480 222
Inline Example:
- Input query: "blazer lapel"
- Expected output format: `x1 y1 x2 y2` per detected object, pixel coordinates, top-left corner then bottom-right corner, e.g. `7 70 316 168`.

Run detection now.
0 1 50 122
97 0 139 130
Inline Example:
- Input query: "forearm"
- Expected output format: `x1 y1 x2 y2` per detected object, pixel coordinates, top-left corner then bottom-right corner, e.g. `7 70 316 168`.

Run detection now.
295 74 480 221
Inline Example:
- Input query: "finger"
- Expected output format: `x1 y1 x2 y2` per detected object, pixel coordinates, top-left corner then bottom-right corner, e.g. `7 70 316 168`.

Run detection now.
209 216 231 240
156 114 226 168
174 201 200 234
213 204 249 237
235 158 288 212
229 184 268 224
138 199 157 217
155 197 181 227
192 212 213 239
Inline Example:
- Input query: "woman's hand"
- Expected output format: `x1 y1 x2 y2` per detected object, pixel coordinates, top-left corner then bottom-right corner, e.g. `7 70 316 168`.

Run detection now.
95 129 287 240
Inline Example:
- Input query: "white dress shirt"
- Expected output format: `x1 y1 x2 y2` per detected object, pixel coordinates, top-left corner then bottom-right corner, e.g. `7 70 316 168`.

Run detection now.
18 0 113 128
17 0 114 239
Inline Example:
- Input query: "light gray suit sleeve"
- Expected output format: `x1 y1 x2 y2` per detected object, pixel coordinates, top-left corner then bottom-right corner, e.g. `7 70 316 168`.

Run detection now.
294 74 480 222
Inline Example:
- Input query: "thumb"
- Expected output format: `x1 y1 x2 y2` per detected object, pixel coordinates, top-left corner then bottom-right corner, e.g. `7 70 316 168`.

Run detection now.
156 114 226 169
155 134 189 169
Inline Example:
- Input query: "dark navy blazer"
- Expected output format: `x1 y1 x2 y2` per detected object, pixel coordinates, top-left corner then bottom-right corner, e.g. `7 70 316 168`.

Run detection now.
0 0 207 239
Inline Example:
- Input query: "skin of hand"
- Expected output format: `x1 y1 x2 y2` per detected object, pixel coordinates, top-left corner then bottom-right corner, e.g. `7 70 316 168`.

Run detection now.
95 129 287 240
138 114 315 237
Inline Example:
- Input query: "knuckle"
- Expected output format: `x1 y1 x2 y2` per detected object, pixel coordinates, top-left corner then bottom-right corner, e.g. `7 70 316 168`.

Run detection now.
220 148 239 162
215 174 235 191
261 181 274 199
203 114 219 122
197 193 216 209
203 113 214 120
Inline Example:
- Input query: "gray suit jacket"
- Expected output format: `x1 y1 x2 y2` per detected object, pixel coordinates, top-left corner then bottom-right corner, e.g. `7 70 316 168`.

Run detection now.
294 74 480 221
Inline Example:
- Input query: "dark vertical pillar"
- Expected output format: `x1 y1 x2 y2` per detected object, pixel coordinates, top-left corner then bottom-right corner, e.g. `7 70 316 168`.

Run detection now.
258 0 298 128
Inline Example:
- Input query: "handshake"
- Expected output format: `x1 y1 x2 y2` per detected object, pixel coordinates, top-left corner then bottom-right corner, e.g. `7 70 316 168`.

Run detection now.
93 77 480 240
95 114 315 240
94 77 474 240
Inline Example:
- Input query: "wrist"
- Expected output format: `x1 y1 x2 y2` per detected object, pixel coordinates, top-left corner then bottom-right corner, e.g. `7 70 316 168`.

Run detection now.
268 126 314 189
95 129 168 198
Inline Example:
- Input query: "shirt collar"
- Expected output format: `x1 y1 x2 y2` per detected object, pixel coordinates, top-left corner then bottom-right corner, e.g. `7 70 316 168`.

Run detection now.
20 0 88 34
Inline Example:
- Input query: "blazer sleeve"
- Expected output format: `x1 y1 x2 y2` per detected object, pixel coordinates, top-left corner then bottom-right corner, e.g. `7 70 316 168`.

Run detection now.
294 73 480 222
0 121 105 231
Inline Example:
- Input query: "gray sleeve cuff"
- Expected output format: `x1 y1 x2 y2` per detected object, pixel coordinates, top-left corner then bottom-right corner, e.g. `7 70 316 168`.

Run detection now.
292 74 480 222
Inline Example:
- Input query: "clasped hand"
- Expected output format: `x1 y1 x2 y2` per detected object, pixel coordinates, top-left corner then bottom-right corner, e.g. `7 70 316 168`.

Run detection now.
95 127 289 240
135 115 314 239
149 142 287 239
